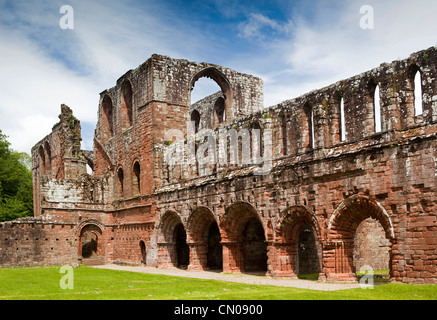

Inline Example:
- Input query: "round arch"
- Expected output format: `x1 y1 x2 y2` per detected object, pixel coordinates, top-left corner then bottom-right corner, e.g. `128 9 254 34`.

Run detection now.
77 221 104 261
326 195 395 280
273 205 322 278
186 206 217 243
275 205 321 243
157 210 185 243
189 67 233 123
186 206 222 270
327 195 395 240
157 210 189 268
221 201 268 273
221 201 266 242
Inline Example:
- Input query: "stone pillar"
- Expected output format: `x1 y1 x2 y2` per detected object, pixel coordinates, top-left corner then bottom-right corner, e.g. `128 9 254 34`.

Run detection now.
157 242 177 268
187 242 207 271
269 243 298 278
324 241 356 282
222 241 243 273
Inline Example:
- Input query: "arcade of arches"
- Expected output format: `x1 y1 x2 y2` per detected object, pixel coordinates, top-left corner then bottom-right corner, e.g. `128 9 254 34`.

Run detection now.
156 196 394 280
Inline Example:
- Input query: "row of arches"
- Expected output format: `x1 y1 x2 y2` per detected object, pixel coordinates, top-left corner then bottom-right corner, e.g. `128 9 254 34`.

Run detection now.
282 66 424 155
101 79 133 142
158 195 395 279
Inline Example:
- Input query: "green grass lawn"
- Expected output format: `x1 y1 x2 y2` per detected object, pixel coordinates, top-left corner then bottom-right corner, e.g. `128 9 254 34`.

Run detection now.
0 265 436 300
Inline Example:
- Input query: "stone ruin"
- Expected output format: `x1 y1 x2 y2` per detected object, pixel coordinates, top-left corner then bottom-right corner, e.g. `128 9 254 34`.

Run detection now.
1 47 437 284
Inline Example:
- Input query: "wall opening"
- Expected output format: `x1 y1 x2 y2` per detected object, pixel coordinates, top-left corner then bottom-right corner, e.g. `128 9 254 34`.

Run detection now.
121 80 133 130
214 96 225 125
353 218 390 275
174 223 190 269
190 67 231 130
303 103 314 151
280 112 288 155
44 141 52 173
298 224 321 277
133 161 140 195
102 95 114 140
117 168 124 198
327 196 394 280
242 218 267 273
191 110 200 134
374 85 382 133
81 231 98 258
206 222 222 270
414 70 423 116
139 240 146 265
340 98 346 141
38 145 46 175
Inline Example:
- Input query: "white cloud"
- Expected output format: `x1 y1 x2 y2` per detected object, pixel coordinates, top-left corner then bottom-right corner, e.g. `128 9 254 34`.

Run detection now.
238 13 293 40
0 0 210 153
0 28 101 153
239 0 437 107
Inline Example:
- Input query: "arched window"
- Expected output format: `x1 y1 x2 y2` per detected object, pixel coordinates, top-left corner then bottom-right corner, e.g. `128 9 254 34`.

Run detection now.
303 103 315 150
340 97 346 141
214 96 225 124
133 161 140 195
191 110 200 134
38 146 46 175
121 80 133 130
190 67 232 127
102 95 114 141
44 141 52 173
374 85 382 133
414 71 423 116
117 168 124 198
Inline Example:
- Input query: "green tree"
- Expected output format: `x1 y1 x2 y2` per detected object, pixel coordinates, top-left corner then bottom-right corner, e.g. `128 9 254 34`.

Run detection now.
0 130 33 222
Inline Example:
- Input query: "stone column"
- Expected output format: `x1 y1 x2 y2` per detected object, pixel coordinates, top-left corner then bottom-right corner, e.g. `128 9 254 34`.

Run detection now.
157 242 177 268
222 241 243 273
187 242 207 271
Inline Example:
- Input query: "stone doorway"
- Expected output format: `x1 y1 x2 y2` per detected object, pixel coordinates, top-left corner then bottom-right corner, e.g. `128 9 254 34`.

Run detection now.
206 222 222 270
139 240 146 265
81 231 98 258
242 218 267 272
174 223 190 269
298 224 321 277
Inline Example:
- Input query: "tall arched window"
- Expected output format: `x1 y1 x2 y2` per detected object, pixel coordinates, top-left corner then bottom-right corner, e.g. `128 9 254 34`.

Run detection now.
121 80 133 130
214 96 225 124
38 146 46 175
44 141 52 173
102 95 114 141
303 103 315 150
117 168 124 198
414 71 423 116
340 97 346 141
191 110 200 134
133 161 140 195
374 85 382 133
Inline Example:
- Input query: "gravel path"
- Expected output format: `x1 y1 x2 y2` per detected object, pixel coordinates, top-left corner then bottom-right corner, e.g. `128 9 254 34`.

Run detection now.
93 264 363 291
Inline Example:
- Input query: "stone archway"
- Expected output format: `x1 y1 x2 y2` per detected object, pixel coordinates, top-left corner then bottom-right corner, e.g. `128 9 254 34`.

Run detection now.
220 202 268 274
242 218 267 273
186 207 222 271
157 210 190 269
272 205 322 278
326 195 395 281
79 222 104 265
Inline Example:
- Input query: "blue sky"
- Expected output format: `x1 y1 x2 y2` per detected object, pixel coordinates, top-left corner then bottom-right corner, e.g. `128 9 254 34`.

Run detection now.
1 0 436 154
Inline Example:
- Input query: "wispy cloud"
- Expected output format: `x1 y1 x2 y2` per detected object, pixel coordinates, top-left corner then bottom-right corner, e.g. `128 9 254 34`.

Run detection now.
238 13 293 40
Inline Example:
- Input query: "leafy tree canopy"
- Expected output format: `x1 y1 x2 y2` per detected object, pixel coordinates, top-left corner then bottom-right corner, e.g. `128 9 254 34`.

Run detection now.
0 130 33 222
